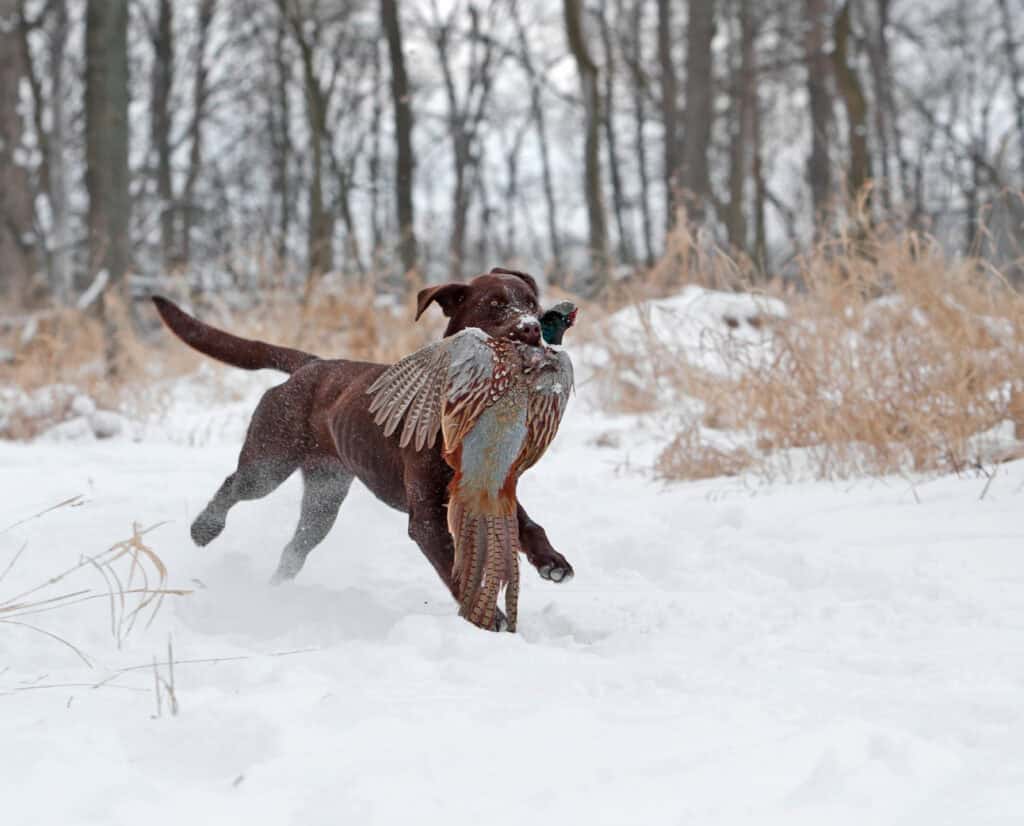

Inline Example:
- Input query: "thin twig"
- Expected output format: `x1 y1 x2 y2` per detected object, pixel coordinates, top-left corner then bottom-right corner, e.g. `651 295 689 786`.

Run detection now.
1 495 84 535
113 646 321 674
979 464 998 501
0 619 92 668
0 544 28 584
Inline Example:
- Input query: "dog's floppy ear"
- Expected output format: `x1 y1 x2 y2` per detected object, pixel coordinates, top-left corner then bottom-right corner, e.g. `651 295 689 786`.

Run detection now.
489 266 539 297
415 283 468 320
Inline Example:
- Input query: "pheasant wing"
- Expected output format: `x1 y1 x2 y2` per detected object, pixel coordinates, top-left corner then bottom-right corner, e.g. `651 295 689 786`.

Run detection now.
515 348 575 475
366 327 496 451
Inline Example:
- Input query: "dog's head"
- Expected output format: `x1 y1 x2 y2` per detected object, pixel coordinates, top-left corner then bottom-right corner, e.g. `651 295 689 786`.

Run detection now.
415 267 543 346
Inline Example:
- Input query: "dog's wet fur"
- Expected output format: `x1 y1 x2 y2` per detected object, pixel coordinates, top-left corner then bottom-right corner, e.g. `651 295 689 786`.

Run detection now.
153 268 573 629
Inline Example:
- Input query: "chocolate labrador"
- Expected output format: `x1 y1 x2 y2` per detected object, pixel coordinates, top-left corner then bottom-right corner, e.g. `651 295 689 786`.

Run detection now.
152 267 573 628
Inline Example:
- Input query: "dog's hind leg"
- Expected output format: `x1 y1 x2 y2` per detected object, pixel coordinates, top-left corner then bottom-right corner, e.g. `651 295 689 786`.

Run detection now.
191 380 314 547
270 459 353 584
191 456 300 547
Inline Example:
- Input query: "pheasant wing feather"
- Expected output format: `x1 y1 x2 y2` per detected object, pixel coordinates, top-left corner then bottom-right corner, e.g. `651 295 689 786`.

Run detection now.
515 349 575 475
366 327 496 451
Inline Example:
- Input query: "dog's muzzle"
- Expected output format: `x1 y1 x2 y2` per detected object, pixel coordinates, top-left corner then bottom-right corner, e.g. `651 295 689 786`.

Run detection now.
510 315 541 347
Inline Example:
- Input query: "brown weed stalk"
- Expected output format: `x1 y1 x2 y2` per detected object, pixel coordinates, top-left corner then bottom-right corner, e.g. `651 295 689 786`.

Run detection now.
1 509 191 666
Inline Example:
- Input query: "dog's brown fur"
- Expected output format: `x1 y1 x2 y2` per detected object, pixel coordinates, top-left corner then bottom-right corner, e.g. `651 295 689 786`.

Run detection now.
152 268 573 628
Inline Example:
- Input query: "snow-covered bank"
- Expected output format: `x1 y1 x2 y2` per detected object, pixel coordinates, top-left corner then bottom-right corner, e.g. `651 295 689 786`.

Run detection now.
3 364 1024 824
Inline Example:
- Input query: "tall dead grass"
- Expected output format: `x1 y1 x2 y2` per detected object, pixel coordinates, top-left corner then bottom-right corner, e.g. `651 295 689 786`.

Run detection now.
595 224 1024 481
1 497 190 666
0 278 442 438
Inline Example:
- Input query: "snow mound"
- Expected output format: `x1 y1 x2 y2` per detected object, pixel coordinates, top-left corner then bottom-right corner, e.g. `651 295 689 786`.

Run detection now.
601 285 787 376
0 384 131 441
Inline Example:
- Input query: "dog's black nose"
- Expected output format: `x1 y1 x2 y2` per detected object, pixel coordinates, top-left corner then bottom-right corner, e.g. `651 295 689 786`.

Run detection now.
513 317 542 346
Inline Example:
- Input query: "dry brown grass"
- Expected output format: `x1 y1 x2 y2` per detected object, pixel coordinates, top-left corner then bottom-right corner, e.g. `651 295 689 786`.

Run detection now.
1 497 190 667
591 223 1024 481
0 278 443 439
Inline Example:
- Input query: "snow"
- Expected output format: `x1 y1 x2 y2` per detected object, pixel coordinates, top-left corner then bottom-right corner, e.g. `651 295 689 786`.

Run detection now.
3 354 1024 824
598 285 787 377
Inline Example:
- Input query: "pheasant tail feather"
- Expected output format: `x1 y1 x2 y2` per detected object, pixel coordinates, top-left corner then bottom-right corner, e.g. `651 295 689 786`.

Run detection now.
449 502 521 632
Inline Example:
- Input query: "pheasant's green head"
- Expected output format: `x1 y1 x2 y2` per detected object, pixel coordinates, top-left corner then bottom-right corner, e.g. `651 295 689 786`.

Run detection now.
540 300 578 345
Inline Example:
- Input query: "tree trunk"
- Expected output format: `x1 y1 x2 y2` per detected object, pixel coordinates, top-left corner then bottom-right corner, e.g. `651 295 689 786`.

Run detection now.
563 0 609 296
657 0 681 233
150 0 175 269
449 147 471 281
49 0 72 303
996 0 1024 180
0 0 37 306
628 0 655 266
680 0 715 224
369 37 383 268
502 128 527 261
726 0 755 253
85 0 130 375
381 0 418 282
287 9 334 282
864 0 892 209
752 82 768 271
306 110 333 280
438 23 471 281
181 0 215 269
271 15 291 269
337 162 363 278
803 0 833 231
832 1 872 216
473 155 492 271
599 0 634 266
514 4 563 281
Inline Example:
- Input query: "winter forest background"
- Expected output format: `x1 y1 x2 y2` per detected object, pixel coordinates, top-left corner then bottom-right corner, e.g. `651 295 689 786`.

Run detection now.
3 0 1024 315
7 4 1024 816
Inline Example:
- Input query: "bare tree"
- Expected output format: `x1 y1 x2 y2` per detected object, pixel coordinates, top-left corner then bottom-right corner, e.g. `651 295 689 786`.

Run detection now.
269 12 293 267
368 36 384 266
18 0 73 302
598 0 635 265
804 0 833 230
180 0 216 268
381 0 418 281
657 0 680 232
996 0 1024 180
146 0 175 269
429 0 501 280
46 0 71 302
85 0 130 372
624 0 655 265
513 3 563 280
680 0 715 224
726 0 756 255
563 0 609 294
0 0 37 305
832 0 872 216
279 0 336 282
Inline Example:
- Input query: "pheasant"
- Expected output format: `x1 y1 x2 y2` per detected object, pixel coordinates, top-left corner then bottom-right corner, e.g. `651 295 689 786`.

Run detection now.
366 307 576 631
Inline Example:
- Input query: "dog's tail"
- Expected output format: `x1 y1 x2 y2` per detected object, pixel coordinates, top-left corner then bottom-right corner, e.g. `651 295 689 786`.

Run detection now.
152 296 318 374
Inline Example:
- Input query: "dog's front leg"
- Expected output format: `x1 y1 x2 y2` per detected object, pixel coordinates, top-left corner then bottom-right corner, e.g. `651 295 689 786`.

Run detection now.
405 473 509 630
517 502 574 583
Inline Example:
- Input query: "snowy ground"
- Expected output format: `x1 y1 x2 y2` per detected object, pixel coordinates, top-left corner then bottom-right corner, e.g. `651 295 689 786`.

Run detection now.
3 355 1024 825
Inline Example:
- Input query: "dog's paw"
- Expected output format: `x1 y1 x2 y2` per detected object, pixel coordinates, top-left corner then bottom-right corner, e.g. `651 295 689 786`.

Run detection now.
538 562 574 584
190 512 225 547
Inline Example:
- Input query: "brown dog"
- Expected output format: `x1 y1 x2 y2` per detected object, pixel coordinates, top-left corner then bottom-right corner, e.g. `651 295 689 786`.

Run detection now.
152 267 573 628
